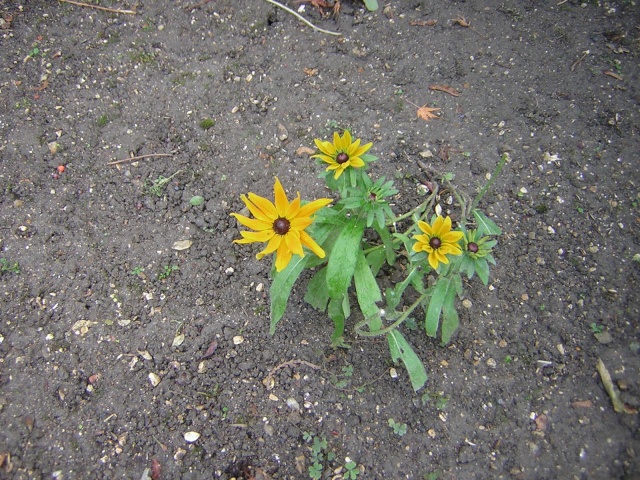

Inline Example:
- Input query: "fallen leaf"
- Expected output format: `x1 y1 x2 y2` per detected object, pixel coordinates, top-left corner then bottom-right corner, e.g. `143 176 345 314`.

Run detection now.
571 399 593 408
429 84 460 97
534 413 548 431
303 67 318 76
172 334 185 348
452 16 471 27
151 458 161 480
416 105 441 121
296 146 315 156
172 239 192 251
200 339 218 360
602 69 623 80
410 19 437 26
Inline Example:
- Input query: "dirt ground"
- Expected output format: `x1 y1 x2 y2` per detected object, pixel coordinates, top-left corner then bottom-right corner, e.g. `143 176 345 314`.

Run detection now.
1 0 639 479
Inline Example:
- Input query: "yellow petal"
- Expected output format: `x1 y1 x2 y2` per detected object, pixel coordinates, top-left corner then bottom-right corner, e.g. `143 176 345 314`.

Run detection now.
285 194 301 219
417 221 433 236
230 213 272 232
340 130 353 149
298 198 332 218
351 141 372 158
432 215 446 234
237 229 274 243
285 231 304 257
428 251 440 269
349 157 365 168
257 235 282 259
291 216 313 231
273 177 289 218
300 230 325 258
312 154 337 165
274 242 293 271
247 193 277 221
314 139 336 156
442 230 464 243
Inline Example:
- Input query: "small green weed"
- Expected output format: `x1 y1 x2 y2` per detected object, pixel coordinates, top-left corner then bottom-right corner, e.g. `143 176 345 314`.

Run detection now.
590 322 604 334
303 432 337 480
199 118 215 130
343 459 360 479
130 266 144 276
388 418 407 436
330 364 354 389
129 50 155 64
0 258 20 274
144 170 182 197
158 265 178 280
97 114 109 127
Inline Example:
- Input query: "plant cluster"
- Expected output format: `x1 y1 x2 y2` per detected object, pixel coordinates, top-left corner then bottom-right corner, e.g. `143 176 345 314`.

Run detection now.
231 131 504 391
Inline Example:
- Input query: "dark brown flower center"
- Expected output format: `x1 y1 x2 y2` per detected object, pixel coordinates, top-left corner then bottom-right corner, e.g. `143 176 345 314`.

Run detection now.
273 218 290 235
468 242 479 253
336 152 349 164
429 237 442 250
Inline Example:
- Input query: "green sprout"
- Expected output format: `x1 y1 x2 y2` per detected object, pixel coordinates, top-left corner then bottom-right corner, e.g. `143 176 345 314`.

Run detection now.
199 118 215 130
158 265 178 280
0 258 20 274
144 170 183 197
590 322 604 334
388 418 407 436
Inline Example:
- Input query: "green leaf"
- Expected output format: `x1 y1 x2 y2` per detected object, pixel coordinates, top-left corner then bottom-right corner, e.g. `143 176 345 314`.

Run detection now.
328 295 349 347
374 224 396 266
440 301 459 345
305 267 330 312
424 276 457 338
354 250 382 318
387 330 427 391
326 217 365 299
189 195 204 206
473 210 502 236
474 258 490 285
366 248 386 277
362 0 379 11
270 255 310 334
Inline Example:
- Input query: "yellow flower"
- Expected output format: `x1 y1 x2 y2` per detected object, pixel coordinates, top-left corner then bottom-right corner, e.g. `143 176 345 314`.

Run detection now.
312 131 372 179
412 216 464 270
231 178 332 272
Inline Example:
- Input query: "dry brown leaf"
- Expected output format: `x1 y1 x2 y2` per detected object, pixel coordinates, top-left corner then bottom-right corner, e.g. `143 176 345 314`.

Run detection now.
571 399 593 408
303 67 318 76
410 19 437 26
602 69 623 80
296 146 316 156
416 105 441 121
452 16 470 27
429 84 460 97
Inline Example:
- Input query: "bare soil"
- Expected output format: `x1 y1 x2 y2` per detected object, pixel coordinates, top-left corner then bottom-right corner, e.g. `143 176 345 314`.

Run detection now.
0 1 639 479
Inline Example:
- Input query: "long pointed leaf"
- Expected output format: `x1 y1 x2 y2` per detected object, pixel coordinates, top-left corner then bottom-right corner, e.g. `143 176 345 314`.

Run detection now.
387 330 427 391
270 255 310 334
354 250 382 318
326 217 365 299
440 301 459 345
424 276 456 338
473 210 502 236
305 267 330 312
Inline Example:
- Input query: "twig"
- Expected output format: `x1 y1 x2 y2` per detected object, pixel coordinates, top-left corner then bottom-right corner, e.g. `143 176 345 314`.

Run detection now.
571 50 589 72
262 359 321 390
107 153 173 166
58 0 137 15
263 0 342 36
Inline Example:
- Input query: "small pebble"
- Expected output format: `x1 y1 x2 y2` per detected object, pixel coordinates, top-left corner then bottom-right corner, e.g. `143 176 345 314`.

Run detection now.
486 358 497 368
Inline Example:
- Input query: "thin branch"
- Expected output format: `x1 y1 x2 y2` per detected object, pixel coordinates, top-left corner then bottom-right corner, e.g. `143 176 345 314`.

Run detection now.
263 0 342 36
58 0 137 15
262 359 321 390
107 153 173 166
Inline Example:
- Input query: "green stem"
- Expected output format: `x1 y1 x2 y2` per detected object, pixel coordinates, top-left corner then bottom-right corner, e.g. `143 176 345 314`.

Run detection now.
470 153 508 212
355 291 429 337
354 266 423 337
